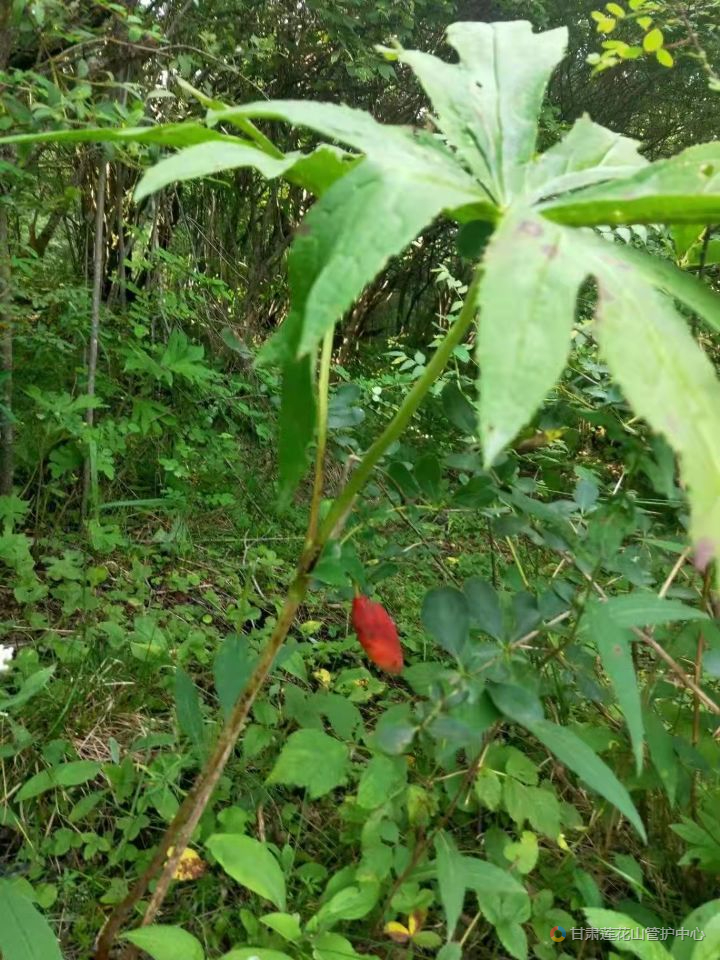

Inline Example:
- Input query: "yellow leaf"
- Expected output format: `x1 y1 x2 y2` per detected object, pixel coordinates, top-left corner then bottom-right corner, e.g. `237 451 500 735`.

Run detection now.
312 668 332 688
591 9 605 20
628 0 646 7
408 909 427 936
597 16 617 32
643 27 663 51
166 846 206 881
606 2 625 16
384 921 411 943
637 15 653 30
557 833 570 851
656 48 674 67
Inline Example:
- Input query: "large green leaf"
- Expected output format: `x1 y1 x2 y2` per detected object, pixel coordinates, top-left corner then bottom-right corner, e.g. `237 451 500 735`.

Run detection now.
0 881 63 960
278 352 315 502
402 21 567 199
583 910 671 960
586 599 644 774
174 667 206 759
582 239 720 587
589 239 720 337
206 834 286 910
421 586 470 656
0 121 229 148
262 152 479 497
207 99 485 205
213 634 256 721
542 142 720 225
267 729 349 798
643 707 678 805
674 900 720 960
525 719 646 840
461 856 528 896
135 142 354 201
527 115 646 198
477 209 586 465
135 142 298 201
267 158 479 362
17 761 101 802
311 881 379 928
688 914 720 960
392 47 495 190
600 594 708 628
123 925 204 960
434 832 465 939
357 754 406 809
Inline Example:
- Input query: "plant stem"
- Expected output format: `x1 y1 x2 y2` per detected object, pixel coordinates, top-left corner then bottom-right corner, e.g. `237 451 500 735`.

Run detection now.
82 158 107 518
97 268 482 959
307 325 334 545
0 187 12 496
319 267 482 544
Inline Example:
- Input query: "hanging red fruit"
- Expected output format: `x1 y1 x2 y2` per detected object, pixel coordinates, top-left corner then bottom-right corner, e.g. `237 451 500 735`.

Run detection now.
351 595 404 675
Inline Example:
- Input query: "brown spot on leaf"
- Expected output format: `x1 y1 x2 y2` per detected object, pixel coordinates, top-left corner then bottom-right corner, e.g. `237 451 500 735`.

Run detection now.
517 220 543 237
600 255 632 272
596 281 615 309
693 537 716 572
541 243 559 259
665 413 682 436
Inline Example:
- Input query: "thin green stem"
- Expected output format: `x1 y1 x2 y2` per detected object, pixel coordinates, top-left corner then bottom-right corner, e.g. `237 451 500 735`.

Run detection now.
319 266 482 545
307 325 334 546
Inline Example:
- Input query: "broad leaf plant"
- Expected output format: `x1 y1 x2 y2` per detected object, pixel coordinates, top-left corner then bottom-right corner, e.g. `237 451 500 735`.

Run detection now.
5 19 720 957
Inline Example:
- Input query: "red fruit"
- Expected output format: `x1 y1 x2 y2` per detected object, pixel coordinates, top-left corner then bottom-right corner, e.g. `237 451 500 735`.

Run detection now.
351 595 403 675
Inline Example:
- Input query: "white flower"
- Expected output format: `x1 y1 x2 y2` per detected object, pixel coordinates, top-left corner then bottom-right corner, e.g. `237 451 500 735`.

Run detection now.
0 645 14 673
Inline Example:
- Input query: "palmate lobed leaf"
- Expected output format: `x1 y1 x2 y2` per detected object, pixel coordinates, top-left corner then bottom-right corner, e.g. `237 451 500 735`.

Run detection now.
594 239 720 337
575 234 720 584
477 209 587 466
394 20 567 199
0 121 231 149
542 142 720 225
261 155 482 496
526 113 647 198
208 98 487 209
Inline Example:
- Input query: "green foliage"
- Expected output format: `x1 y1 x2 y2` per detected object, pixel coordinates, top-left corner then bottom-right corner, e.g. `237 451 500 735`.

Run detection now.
0 881 63 960
2 3 720 959
206 835 287 910
123 925 205 960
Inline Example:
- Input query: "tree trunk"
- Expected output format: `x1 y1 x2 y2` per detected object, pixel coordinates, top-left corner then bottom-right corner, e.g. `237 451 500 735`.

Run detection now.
82 161 107 517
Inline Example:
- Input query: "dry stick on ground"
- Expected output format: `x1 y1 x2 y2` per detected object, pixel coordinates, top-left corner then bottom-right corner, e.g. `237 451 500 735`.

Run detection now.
95 269 483 960
584 564 720 718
